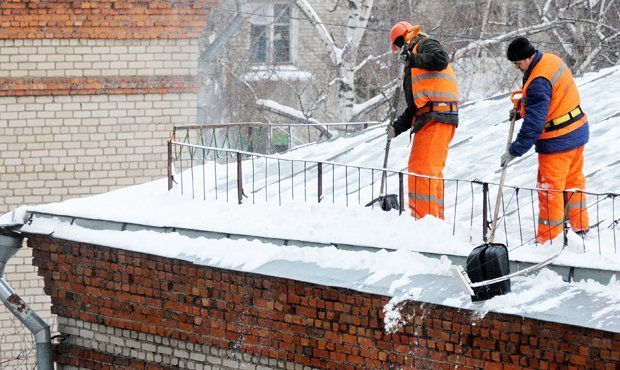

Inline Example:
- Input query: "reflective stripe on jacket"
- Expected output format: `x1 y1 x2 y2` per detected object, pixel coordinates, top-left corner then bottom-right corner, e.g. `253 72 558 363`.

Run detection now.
409 41 459 109
393 38 459 136
520 53 587 140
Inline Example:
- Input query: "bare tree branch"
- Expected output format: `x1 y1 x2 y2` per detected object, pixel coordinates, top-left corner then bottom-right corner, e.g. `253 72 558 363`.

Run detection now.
576 30 620 75
256 99 332 137
216 59 272 123
351 85 396 121
453 19 575 60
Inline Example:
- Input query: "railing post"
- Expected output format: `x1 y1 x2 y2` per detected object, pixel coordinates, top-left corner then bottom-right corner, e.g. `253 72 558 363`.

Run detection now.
399 172 404 215
167 140 173 191
287 124 292 151
562 190 570 248
267 124 273 155
236 152 243 204
317 162 323 203
482 182 489 243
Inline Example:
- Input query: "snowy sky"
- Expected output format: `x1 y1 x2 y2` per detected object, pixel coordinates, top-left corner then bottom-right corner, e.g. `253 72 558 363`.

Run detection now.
2 65 619 333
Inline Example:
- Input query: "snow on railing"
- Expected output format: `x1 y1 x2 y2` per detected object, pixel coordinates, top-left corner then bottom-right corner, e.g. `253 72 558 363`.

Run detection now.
167 141 619 257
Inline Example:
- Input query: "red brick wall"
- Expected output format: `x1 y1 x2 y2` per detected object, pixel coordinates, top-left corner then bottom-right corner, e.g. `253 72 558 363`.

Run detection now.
0 75 199 96
0 73 199 97
28 234 620 369
0 0 213 39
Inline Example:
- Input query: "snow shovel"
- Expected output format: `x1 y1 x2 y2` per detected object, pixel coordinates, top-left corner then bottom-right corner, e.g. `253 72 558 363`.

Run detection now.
365 138 400 211
365 77 402 212
487 90 522 243
452 90 522 300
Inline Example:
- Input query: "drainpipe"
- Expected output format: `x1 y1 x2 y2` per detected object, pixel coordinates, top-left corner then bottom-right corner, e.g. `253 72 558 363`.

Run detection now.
0 228 53 370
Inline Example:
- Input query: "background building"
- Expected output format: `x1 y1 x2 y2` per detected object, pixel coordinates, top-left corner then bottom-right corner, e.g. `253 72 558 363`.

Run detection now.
0 0 212 365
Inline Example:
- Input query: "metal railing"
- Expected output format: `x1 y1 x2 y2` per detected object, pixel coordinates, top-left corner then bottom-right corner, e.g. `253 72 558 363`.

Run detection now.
171 121 380 157
167 141 620 257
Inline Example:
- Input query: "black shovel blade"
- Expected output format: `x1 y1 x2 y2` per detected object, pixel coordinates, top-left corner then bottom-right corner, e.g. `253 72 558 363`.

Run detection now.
365 194 400 212
466 243 511 301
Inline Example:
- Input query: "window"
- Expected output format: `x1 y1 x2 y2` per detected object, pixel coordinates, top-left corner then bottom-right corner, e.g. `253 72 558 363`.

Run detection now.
249 3 292 65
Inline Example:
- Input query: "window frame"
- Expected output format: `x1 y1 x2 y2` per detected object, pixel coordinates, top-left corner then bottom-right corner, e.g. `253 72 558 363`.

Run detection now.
248 2 296 66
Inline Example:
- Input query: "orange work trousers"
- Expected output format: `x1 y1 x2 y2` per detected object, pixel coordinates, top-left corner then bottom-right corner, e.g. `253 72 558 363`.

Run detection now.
536 146 589 244
407 121 455 219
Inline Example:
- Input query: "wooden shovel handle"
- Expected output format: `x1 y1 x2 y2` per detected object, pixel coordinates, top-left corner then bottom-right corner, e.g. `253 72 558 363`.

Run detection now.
488 90 522 243
380 65 404 195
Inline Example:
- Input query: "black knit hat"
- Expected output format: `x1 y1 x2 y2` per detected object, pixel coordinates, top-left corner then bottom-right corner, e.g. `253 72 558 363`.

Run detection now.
506 37 536 61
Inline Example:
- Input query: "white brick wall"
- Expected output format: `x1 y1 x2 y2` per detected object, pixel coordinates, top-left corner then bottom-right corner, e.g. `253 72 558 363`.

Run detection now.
0 93 196 214
0 36 199 366
0 39 198 78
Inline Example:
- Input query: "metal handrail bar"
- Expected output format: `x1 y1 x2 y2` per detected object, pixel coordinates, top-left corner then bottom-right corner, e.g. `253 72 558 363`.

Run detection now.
171 141 403 176
172 121 381 132
171 141 620 199
171 142 448 184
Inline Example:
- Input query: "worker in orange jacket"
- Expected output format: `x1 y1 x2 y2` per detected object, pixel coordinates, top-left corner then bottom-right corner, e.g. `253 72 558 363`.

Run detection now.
501 37 589 244
387 22 459 220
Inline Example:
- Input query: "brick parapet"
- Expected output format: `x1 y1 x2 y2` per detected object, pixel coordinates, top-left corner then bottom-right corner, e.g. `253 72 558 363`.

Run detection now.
27 234 620 369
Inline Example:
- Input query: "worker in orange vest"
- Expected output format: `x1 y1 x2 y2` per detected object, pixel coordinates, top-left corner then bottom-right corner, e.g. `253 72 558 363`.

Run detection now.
501 37 589 244
387 22 459 220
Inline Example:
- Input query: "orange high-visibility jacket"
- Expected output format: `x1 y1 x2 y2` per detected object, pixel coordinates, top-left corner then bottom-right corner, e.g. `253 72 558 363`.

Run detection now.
520 53 587 140
409 42 459 109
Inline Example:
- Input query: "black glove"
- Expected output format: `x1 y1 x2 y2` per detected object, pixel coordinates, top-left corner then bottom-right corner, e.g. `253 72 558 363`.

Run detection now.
508 108 521 121
398 48 411 66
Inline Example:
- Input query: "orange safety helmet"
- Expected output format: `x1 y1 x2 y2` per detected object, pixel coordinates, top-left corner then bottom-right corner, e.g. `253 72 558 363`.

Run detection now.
389 21 421 51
